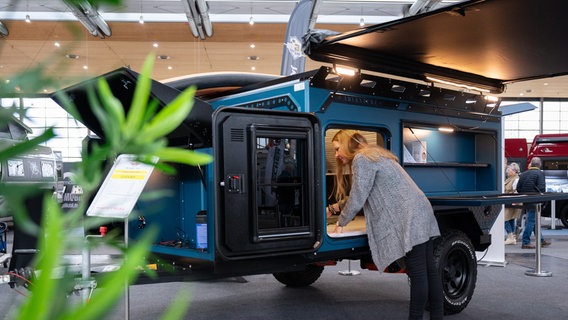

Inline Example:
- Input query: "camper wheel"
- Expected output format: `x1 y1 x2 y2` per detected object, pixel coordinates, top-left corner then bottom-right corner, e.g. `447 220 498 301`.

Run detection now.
433 229 477 315
273 264 324 287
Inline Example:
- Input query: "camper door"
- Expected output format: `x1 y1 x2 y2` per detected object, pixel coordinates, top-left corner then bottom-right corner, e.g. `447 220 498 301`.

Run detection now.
213 107 322 259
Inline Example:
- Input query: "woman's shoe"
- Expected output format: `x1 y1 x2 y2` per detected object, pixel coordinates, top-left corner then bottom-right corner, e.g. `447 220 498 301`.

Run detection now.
504 233 516 245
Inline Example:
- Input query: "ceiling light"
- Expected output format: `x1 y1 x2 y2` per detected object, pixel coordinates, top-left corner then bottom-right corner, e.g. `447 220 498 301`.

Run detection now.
247 55 260 61
25 15 31 23
250 44 255 49
83 65 88 70
425 75 491 93
335 66 356 76
168 66 172 70
139 15 144 24
54 42 61 47
251 66 256 71
153 43 159 48
438 127 455 133
65 54 80 59
157 55 171 60
249 16 255 25
465 98 477 104
359 18 365 27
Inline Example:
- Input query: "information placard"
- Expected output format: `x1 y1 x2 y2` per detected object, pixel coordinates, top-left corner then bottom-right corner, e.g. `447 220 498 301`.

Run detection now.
86 154 157 218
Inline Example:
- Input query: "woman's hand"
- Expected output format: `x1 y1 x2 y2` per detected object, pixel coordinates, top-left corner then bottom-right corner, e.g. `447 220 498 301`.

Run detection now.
333 224 343 234
327 203 340 217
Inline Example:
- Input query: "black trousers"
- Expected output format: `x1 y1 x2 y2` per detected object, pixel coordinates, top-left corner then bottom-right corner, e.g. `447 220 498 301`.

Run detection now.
405 238 444 320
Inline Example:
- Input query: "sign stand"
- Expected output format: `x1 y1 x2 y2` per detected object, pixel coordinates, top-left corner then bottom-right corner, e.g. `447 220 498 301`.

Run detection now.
123 218 129 320
338 260 361 276
525 203 552 277
84 154 157 319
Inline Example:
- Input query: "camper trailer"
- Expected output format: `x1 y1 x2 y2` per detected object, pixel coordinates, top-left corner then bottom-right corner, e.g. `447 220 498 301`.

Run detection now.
8 0 568 315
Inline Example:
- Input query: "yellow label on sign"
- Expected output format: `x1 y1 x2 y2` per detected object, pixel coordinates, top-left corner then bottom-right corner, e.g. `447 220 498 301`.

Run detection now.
111 169 148 180
111 173 146 180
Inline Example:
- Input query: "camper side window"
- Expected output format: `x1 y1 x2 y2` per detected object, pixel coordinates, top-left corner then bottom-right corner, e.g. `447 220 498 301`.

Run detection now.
325 128 387 238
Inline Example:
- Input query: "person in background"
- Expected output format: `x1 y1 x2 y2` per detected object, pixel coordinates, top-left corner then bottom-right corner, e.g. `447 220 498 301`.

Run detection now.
504 163 522 245
516 157 551 249
328 129 443 320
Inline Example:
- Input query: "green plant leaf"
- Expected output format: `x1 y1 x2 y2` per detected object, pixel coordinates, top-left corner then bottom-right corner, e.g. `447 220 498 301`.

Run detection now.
0 129 56 162
0 184 46 235
137 86 196 143
51 90 82 123
152 147 212 166
97 77 126 129
125 54 155 138
16 196 66 320
5 46 198 320
58 228 158 320
87 85 121 149
159 289 192 320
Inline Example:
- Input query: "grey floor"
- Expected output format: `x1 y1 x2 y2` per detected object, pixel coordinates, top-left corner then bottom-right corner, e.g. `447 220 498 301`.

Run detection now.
1 222 567 320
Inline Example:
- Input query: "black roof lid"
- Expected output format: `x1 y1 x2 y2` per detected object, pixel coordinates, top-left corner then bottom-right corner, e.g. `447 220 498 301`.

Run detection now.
51 68 212 148
306 0 568 94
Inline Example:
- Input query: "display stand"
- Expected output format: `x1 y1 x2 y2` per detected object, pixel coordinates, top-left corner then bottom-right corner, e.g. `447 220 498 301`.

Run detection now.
477 206 506 267
84 155 157 319
123 219 129 319
338 260 360 276
550 200 556 230
525 203 552 277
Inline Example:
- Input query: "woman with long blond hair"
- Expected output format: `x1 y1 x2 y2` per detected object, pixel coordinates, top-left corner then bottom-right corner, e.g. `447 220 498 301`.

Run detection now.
504 162 522 245
328 129 443 320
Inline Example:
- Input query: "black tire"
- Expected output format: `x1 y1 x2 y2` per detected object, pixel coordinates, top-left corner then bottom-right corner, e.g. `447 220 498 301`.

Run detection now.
433 230 477 315
273 264 324 287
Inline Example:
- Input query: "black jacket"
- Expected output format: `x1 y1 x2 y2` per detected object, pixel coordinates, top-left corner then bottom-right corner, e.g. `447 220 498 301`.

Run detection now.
516 168 546 194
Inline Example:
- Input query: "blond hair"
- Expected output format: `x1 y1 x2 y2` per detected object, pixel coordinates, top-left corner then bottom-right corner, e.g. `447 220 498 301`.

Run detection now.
507 162 520 174
331 130 398 203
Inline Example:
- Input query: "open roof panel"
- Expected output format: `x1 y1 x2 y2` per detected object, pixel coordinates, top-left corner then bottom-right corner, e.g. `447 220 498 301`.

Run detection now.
306 0 568 93
51 68 213 148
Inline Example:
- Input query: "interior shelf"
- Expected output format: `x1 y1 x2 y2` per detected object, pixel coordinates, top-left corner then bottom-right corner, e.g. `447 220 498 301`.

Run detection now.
403 162 490 168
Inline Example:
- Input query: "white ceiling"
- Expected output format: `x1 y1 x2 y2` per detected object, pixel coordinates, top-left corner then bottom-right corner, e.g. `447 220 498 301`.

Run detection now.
1 0 567 98
0 0 428 23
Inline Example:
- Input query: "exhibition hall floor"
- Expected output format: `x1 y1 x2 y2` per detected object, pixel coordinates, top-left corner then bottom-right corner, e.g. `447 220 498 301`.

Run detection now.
1 221 567 320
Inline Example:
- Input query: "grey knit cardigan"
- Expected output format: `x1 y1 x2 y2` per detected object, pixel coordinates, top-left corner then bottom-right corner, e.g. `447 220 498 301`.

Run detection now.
337 153 440 272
